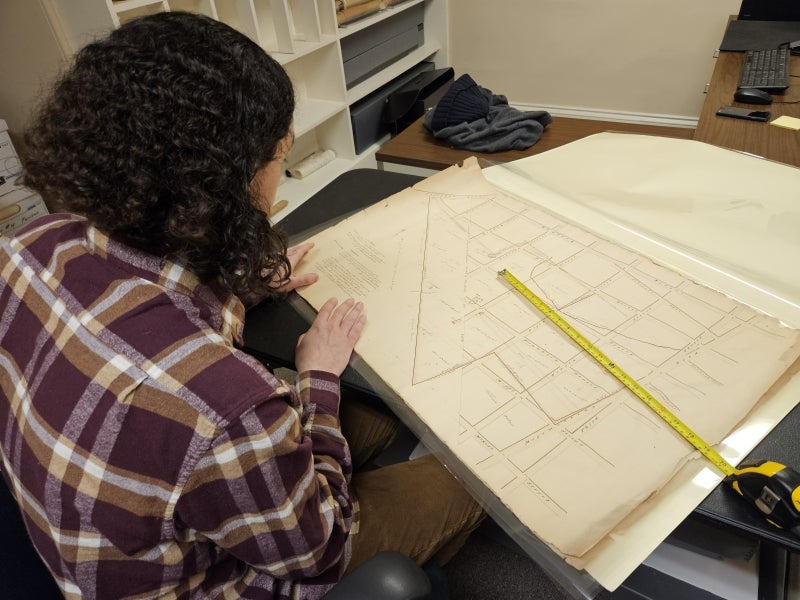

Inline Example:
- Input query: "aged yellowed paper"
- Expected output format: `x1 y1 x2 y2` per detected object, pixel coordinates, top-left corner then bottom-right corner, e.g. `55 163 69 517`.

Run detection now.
291 143 800 585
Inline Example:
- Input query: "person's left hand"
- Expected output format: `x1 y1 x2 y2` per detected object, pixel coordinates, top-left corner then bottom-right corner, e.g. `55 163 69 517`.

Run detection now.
274 242 319 293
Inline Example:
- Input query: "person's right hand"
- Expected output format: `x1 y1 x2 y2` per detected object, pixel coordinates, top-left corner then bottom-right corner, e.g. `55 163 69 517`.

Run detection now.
294 297 366 376
264 242 319 293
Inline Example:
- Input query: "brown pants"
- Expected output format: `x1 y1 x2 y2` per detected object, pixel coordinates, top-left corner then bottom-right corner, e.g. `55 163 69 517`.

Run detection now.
339 399 486 572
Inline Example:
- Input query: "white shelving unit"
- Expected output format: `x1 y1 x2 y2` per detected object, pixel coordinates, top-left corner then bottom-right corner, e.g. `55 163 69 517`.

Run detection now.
43 0 448 219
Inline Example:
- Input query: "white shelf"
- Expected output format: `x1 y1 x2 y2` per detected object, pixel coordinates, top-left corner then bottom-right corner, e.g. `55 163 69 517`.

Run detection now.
346 41 442 105
336 0 425 38
293 98 346 137
168 0 216 18
271 36 338 65
112 0 166 13
113 0 169 25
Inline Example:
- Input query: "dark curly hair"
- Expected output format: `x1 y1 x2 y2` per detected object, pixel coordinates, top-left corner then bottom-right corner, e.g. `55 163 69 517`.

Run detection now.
21 11 295 298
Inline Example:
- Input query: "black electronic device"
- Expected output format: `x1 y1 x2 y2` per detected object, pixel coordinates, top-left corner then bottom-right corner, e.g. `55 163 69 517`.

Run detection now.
734 87 773 104
791 40 800 55
716 106 771 121
739 0 800 21
382 67 455 135
721 21 800 52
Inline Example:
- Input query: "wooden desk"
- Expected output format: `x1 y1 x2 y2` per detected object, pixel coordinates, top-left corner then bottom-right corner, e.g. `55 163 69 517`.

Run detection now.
694 50 800 167
378 49 800 172
376 114 695 171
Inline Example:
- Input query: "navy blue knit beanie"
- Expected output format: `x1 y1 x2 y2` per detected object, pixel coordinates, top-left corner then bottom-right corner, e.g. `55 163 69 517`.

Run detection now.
429 74 490 131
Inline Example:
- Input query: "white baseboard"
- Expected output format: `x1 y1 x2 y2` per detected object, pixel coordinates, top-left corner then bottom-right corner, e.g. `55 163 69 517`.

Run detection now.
511 102 698 129
380 163 438 178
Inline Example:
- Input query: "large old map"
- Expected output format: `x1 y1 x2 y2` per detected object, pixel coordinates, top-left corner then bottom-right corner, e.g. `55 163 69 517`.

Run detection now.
292 149 800 570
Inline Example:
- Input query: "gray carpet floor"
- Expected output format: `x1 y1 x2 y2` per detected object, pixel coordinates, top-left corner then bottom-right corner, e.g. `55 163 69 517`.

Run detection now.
442 520 615 600
444 530 583 599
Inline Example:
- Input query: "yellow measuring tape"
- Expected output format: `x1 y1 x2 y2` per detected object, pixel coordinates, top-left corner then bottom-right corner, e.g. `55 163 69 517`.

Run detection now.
499 269 738 477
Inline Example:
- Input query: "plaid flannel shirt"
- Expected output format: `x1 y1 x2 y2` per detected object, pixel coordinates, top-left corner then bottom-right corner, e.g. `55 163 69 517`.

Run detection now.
0 214 357 599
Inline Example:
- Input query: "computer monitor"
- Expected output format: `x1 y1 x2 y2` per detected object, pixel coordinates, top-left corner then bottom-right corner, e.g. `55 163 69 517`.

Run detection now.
738 0 800 21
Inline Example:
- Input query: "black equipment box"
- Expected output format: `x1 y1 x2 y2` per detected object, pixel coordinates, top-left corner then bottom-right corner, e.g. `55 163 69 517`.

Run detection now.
349 62 435 155
340 4 425 88
382 66 454 135
349 64 454 154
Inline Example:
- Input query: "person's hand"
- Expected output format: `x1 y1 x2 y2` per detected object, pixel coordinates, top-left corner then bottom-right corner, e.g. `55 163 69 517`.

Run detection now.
295 297 367 376
266 242 319 292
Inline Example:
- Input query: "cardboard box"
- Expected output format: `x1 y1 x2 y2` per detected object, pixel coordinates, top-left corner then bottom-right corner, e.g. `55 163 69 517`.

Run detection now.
0 119 49 237
0 120 23 198
0 192 48 237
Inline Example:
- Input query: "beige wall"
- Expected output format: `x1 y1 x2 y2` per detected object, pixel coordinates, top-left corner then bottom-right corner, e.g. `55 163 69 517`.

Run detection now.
449 0 742 123
1 0 744 143
0 1 67 146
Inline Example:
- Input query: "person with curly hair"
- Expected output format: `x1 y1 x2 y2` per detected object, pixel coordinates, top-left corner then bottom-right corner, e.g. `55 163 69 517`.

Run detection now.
0 10 484 600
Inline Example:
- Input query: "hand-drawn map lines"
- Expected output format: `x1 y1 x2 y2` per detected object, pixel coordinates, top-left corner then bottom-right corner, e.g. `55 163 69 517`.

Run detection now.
296 162 800 557
409 187 793 528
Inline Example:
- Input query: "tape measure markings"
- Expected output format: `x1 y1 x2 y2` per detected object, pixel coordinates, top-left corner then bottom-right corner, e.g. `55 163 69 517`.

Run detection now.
499 268 738 477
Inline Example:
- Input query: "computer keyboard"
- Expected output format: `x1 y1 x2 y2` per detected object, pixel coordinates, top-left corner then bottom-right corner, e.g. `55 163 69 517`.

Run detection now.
738 44 790 91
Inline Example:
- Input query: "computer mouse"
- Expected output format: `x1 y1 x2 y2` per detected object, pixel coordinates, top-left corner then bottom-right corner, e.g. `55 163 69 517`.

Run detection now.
733 87 773 105
790 40 800 55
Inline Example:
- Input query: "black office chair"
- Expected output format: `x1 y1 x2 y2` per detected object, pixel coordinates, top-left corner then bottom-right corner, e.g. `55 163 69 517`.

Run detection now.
0 475 431 600
0 474 62 599
325 552 432 599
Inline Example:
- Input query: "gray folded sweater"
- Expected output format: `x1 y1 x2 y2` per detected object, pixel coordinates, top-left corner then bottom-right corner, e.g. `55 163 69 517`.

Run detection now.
424 81 553 153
